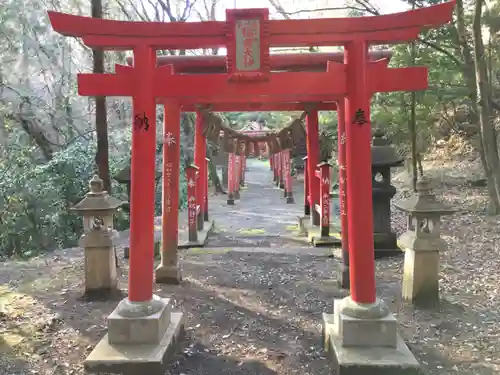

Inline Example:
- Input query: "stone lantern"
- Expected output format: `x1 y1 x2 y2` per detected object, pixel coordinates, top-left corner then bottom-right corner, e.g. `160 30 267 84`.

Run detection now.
371 128 404 258
114 162 162 213
72 175 123 297
394 177 456 306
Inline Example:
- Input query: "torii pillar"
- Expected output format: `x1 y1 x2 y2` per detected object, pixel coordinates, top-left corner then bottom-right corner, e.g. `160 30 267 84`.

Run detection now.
156 102 182 284
305 109 321 226
194 110 207 229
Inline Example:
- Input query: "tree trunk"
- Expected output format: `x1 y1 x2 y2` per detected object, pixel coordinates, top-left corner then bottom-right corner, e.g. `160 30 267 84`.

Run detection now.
206 147 225 194
92 0 111 193
473 0 500 215
456 0 500 213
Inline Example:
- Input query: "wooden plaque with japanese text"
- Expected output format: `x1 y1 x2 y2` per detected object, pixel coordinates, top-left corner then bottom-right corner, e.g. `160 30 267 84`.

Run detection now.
226 8 270 82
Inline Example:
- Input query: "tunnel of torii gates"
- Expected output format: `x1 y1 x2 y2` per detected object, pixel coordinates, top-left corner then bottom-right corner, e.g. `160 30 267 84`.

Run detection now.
48 2 455 313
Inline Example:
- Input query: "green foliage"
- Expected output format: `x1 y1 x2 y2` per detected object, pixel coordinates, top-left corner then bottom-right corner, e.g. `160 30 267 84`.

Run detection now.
0 138 96 258
0 132 190 259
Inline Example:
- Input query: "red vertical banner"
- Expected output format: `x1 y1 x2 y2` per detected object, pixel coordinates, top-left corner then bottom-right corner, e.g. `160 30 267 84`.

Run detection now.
227 153 235 205
277 152 283 188
158 102 181 275
306 110 320 226
282 149 291 199
345 41 376 304
204 157 209 221
273 154 278 183
337 102 350 289
128 45 157 303
318 162 331 237
303 156 310 215
186 165 199 242
241 155 246 186
194 111 206 229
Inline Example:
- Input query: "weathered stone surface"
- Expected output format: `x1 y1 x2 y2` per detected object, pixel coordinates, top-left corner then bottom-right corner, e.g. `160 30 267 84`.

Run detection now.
155 265 182 285
323 297 422 375
332 298 397 348
84 311 184 375
108 296 171 345
80 229 118 295
402 249 439 306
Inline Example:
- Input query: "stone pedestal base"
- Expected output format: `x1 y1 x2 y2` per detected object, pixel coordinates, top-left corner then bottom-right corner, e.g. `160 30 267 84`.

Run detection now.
80 229 118 298
311 209 320 226
338 262 350 290
85 296 185 374
227 192 235 205
308 226 341 247
197 213 204 231
402 249 439 306
155 265 181 285
374 232 402 258
323 297 421 375
286 192 295 204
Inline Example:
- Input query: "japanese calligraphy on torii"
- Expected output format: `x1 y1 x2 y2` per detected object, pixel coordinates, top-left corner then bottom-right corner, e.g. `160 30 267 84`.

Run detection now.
164 132 176 147
235 19 260 71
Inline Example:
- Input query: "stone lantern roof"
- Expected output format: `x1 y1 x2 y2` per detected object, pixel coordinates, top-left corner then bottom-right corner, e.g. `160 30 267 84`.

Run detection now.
371 128 404 167
394 177 456 216
114 164 162 183
72 175 124 215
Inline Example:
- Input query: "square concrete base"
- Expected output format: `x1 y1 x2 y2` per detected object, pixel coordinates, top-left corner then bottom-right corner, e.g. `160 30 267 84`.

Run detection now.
323 312 422 375
155 265 182 285
307 227 341 247
84 311 185 375
178 220 214 249
108 298 171 345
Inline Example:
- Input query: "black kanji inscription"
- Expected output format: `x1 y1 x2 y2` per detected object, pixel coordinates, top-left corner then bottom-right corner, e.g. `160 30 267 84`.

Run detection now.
352 108 368 126
134 112 149 132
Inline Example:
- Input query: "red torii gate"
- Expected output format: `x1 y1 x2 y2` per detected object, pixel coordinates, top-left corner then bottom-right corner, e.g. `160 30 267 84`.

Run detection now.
48 3 455 371
48 1 454 307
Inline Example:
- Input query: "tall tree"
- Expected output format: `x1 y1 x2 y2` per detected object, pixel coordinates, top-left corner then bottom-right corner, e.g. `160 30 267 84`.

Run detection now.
92 0 111 192
473 0 500 213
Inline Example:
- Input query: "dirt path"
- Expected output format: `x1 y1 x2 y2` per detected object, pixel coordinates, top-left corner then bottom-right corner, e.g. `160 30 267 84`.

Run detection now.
208 159 308 249
0 158 499 375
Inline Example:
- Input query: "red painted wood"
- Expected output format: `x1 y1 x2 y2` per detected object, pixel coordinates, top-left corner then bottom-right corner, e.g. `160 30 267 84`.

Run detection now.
78 68 347 99
81 60 426 105
227 153 234 198
181 102 337 112
337 102 349 263
161 102 181 272
283 150 292 197
128 46 156 303
226 9 270 82
303 156 309 216
186 165 199 241
204 158 209 220
345 41 376 304
148 51 392 73
194 111 206 222
306 110 320 226
318 163 331 235
235 155 241 194
277 152 283 187
48 2 455 49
